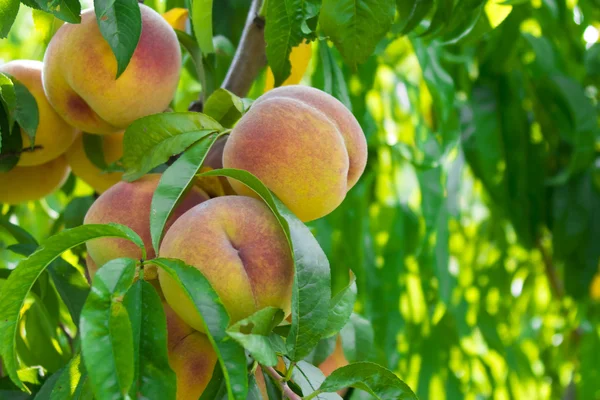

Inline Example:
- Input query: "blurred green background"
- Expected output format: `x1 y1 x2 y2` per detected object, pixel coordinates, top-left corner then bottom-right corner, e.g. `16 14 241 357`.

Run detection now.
1 0 600 398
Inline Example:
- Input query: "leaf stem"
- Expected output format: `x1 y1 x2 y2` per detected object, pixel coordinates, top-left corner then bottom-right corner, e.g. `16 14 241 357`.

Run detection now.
303 390 322 400
265 365 301 400
284 361 295 381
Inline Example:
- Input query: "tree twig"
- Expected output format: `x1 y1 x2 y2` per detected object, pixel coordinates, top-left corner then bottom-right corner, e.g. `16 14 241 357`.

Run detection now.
221 0 266 97
265 366 302 400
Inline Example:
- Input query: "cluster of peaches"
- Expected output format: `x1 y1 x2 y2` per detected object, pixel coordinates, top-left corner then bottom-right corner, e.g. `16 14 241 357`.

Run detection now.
1 5 367 399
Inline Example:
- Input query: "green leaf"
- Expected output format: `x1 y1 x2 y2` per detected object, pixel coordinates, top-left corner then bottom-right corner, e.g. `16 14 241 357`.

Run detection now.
26 0 81 23
265 0 304 86
203 88 247 128
175 30 208 95
94 0 141 78
340 313 374 363
226 307 285 366
82 133 108 170
323 274 356 338
320 0 396 68
0 0 19 38
199 169 331 360
394 0 433 34
291 361 342 399
192 0 215 55
33 366 64 399
0 72 16 135
312 40 352 110
318 362 417 399
11 78 38 147
199 364 227 400
0 224 144 392
46 258 89 325
152 257 248 400
15 292 72 373
303 336 337 366
247 373 264 400
80 258 137 400
150 132 220 252
49 353 90 399
63 196 95 229
122 112 222 181
0 118 21 172
127 280 177 398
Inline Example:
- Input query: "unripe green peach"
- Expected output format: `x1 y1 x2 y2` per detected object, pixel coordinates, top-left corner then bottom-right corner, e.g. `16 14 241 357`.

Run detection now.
222 85 367 222
84 174 209 276
0 61 76 166
42 5 181 134
158 196 294 333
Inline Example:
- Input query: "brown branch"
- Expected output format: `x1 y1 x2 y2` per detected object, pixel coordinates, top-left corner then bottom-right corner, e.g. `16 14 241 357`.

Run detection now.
221 0 266 97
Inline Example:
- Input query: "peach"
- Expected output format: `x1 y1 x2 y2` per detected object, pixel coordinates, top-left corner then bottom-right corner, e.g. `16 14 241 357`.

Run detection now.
83 174 209 275
65 131 124 193
158 196 294 333
164 303 217 400
0 156 70 204
42 5 181 134
222 85 367 222
0 61 76 166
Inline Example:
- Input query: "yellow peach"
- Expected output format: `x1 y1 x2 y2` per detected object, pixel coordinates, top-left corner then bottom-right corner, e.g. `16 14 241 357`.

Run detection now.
0 60 76 166
42 5 181 134
158 196 294 333
0 156 70 204
84 174 209 274
65 131 124 193
164 303 217 400
223 85 367 222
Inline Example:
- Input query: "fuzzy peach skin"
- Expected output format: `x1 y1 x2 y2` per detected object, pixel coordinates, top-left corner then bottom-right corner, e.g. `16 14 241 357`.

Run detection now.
0 61 76 166
65 131 124 193
158 196 294 333
84 174 209 276
0 156 70 204
164 302 217 400
42 5 181 134
222 85 367 222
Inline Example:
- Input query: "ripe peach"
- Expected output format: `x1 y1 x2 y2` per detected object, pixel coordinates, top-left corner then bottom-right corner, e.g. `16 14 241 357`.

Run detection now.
164 303 217 400
65 132 124 193
0 60 76 166
42 5 181 134
158 196 294 333
222 85 367 222
0 156 70 204
83 174 209 274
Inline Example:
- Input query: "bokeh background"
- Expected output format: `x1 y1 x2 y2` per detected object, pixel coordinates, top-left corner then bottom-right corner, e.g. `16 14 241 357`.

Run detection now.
1 0 600 398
